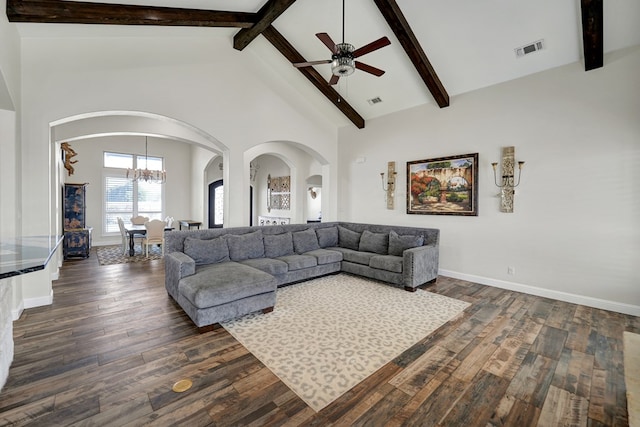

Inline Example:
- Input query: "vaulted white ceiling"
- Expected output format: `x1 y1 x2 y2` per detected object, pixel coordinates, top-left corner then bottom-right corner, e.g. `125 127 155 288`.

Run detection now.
12 0 640 127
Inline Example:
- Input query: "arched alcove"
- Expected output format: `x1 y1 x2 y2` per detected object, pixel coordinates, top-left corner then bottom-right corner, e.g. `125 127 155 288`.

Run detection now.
306 174 323 222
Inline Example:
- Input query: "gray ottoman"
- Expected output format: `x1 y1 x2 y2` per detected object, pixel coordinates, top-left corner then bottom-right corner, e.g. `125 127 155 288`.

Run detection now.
177 262 277 333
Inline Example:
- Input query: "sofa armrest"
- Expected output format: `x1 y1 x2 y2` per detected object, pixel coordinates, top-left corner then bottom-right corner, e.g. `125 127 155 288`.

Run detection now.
402 244 439 288
164 251 196 298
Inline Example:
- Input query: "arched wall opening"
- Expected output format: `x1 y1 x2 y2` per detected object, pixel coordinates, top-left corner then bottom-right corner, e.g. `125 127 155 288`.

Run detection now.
245 141 332 226
49 111 227 240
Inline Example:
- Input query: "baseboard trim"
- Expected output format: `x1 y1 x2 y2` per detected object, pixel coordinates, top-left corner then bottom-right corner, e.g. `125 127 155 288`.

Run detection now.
439 269 640 317
11 300 24 321
22 291 54 311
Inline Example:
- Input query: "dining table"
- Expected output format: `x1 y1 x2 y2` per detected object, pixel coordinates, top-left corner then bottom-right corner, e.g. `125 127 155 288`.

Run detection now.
124 223 173 256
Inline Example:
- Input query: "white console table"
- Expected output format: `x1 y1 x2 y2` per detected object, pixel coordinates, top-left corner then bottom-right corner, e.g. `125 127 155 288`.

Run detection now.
258 216 290 226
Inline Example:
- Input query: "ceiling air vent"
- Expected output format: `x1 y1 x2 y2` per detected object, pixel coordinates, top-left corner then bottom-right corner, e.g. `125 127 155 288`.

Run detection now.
515 39 544 58
367 96 383 105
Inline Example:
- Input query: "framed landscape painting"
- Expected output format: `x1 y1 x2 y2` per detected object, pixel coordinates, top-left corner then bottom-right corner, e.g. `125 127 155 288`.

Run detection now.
407 153 479 216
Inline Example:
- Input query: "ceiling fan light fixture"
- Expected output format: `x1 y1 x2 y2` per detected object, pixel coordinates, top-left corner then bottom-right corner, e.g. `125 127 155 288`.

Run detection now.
332 57 355 76
331 43 355 76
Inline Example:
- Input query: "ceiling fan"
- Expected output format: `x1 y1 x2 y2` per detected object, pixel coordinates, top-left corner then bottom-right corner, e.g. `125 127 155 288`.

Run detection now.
293 0 391 85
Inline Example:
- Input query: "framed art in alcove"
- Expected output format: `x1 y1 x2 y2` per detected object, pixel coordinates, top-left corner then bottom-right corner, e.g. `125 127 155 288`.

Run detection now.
407 153 478 216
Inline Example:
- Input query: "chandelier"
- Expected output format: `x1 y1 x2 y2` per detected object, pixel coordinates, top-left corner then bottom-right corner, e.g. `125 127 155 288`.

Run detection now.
126 137 166 184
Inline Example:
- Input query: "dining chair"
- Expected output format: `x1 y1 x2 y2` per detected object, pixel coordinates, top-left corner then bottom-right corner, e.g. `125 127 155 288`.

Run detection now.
143 219 165 257
131 215 149 225
117 217 139 255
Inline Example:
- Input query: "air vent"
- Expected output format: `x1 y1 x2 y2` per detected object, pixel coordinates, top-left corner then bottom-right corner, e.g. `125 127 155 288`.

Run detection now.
367 96 383 105
515 39 544 58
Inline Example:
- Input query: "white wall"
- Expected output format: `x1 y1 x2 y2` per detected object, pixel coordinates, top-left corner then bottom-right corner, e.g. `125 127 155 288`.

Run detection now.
60 135 193 246
0 109 17 237
0 0 21 236
0 5 23 388
19 35 338 236
0 0 20 111
338 46 640 314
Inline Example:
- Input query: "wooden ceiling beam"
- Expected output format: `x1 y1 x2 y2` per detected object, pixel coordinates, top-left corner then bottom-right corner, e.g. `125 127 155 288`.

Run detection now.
580 0 604 71
234 0 298 51
372 0 449 108
6 0 257 27
262 25 365 129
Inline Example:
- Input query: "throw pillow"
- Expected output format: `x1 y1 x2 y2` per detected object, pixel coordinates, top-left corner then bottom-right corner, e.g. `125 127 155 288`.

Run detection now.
183 236 230 266
358 230 389 255
388 230 424 256
264 232 294 258
316 226 339 248
292 228 321 254
227 230 265 261
337 225 362 250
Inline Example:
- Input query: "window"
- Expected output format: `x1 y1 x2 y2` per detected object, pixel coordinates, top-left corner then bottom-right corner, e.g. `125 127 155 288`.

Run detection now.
104 152 133 169
103 151 164 234
136 155 163 171
208 180 223 228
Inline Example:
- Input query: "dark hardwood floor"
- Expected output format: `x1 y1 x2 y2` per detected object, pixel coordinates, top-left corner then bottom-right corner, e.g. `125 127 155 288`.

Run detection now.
1 248 637 426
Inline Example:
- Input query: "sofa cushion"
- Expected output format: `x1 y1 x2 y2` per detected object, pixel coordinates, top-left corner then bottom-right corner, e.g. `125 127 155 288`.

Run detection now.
277 254 318 271
183 236 229 266
370 255 403 273
292 229 321 254
227 230 265 261
240 258 289 275
304 248 343 265
338 226 362 250
330 247 376 265
316 226 338 248
358 230 389 255
263 232 294 258
388 230 424 256
179 262 276 309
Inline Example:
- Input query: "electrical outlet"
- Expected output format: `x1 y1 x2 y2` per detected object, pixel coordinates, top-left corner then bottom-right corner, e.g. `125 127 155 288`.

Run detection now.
507 266 515 275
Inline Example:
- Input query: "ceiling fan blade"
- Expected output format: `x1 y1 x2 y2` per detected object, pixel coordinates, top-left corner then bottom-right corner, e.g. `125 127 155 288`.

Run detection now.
329 74 340 85
352 36 391 58
355 61 385 76
293 60 332 68
316 33 337 53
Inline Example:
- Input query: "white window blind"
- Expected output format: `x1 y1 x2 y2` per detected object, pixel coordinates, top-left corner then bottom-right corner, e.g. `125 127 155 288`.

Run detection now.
105 176 133 233
137 180 162 220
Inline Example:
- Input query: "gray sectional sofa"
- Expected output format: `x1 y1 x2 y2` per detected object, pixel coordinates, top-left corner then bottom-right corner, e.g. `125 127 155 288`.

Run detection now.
164 222 439 332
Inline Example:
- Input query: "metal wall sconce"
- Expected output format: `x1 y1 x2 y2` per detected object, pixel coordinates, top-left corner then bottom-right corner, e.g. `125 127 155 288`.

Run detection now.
491 146 525 213
380 161 397 210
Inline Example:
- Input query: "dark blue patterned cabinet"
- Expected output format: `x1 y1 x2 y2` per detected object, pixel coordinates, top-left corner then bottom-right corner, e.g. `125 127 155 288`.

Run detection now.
63 183 92 259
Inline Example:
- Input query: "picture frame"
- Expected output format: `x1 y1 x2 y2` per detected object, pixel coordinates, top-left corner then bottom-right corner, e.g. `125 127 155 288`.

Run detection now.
407 153 479 216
